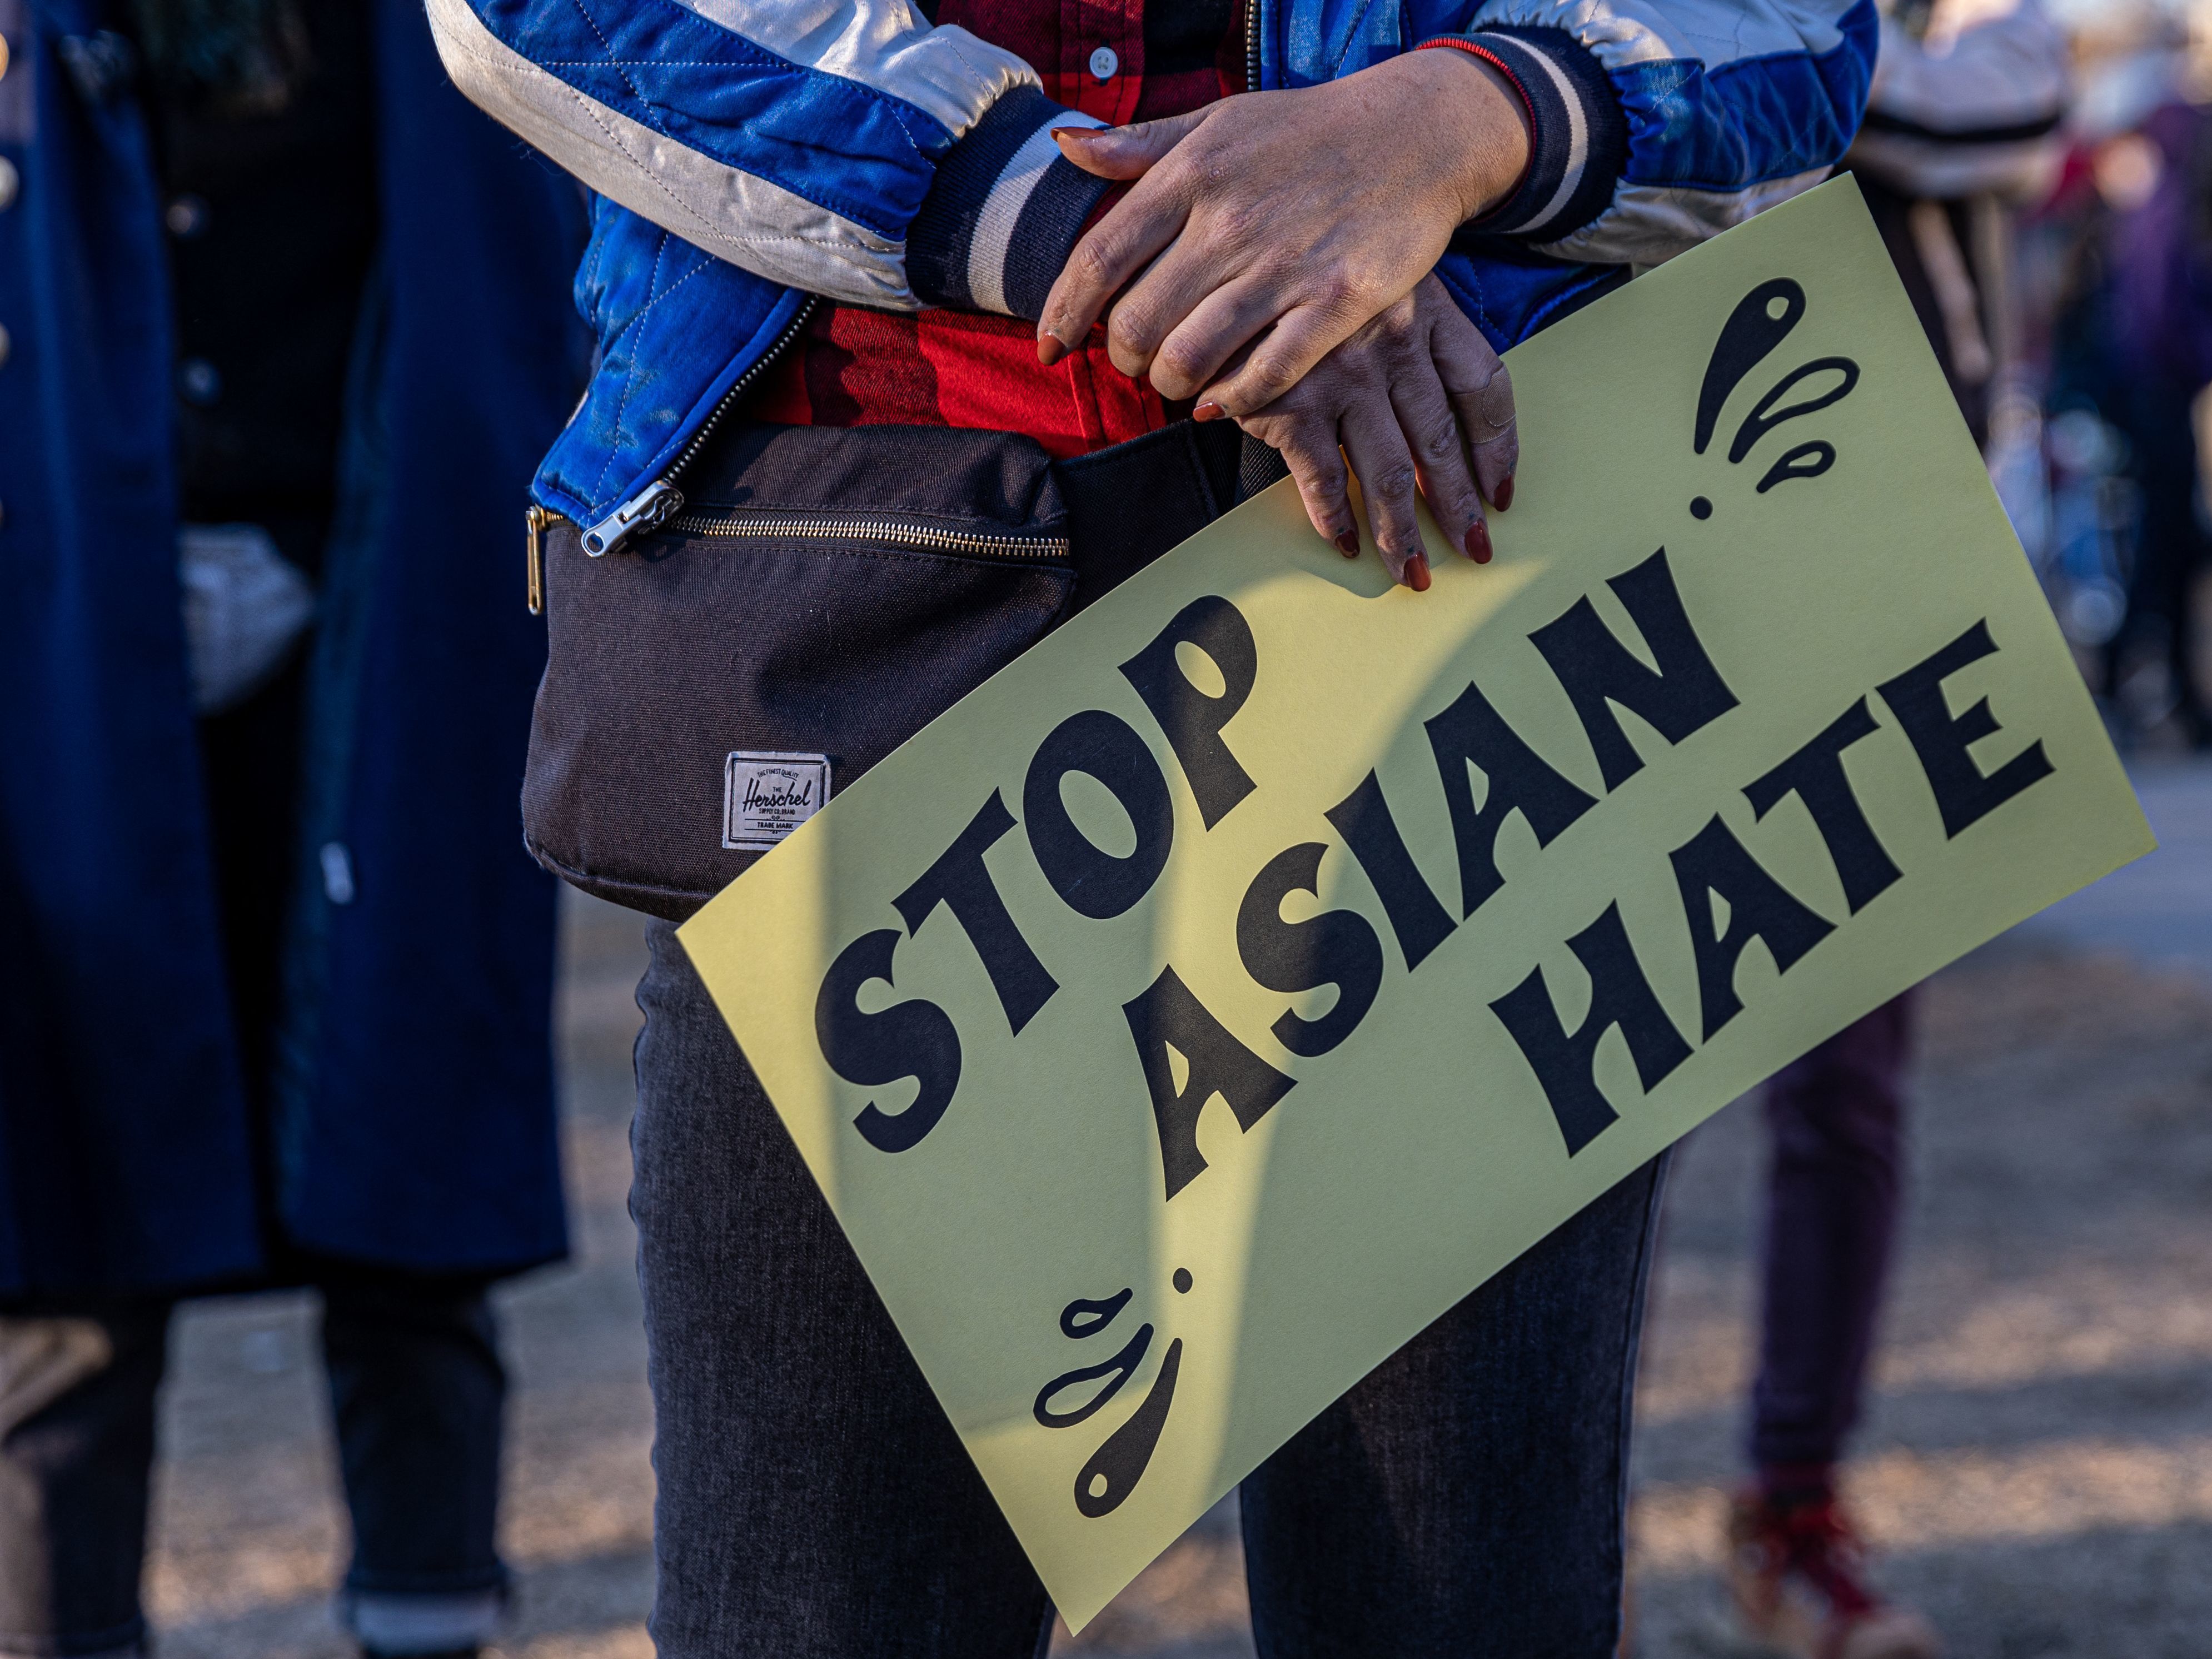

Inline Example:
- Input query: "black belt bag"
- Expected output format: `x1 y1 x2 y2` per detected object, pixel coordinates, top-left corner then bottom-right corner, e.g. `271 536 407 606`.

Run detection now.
523 417 1274 920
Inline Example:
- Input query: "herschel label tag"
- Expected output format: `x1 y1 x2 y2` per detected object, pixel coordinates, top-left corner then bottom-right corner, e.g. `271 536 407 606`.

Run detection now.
723 751 830 850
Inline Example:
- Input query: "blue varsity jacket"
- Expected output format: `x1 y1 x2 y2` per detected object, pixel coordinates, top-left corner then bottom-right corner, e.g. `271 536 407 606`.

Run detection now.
428 0 1878 552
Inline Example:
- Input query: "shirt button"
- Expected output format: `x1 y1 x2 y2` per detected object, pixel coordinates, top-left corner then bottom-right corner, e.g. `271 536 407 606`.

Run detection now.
177 357 222 406
0 156 16 212
1088 45 1118 81
165 195 209 237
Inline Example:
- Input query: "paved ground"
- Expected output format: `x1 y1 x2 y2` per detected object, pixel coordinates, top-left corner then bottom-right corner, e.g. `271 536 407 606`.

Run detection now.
145 765 2212 1658
2018 759 2212 977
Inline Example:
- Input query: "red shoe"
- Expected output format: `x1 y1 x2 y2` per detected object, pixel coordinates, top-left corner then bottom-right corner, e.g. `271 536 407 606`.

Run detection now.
1724 1487 1941 1659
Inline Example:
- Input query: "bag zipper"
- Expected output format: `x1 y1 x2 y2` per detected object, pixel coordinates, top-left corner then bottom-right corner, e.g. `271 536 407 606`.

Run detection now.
525 505 554 614
662 507 1070 562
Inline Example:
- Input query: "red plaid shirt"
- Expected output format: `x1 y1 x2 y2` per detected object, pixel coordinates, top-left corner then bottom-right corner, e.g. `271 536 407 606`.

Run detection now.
750 0 1245 458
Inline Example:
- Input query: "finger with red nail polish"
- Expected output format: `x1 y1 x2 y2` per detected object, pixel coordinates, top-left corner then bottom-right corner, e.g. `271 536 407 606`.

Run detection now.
1334 531 1361 558
1339 398 1427 584
1402 553 1432 592
1466 519 1492 564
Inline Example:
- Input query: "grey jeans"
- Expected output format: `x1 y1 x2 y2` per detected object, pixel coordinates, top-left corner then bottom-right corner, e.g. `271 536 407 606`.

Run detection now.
632 919 1668 1658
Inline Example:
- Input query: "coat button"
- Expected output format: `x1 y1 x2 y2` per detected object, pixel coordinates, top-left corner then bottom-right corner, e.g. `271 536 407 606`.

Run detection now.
1088 45 1118 81
0 32 11 81
165 195 209 237
177 357 222 406
0 156 17 211
0 323 10 369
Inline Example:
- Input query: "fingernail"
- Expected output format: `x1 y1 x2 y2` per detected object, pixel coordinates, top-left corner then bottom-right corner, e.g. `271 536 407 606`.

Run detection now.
1050 126 1094 143
1403 554 1431 592
1334 531 1361 557
1466 519 1492 564
1493 475 1514 512
1037 332 1066 367
1194 401 1225 422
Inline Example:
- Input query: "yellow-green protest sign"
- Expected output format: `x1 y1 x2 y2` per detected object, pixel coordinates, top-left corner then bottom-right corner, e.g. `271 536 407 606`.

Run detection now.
677 178 2151 1628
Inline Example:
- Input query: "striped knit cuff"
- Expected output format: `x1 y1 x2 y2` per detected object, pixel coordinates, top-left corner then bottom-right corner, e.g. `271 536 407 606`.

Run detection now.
1418 27 1627 245
909 84 1112 319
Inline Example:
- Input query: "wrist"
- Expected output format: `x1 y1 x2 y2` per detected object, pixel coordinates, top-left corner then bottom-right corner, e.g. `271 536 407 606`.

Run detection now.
1415 28 1628 243
1400 43 1533 224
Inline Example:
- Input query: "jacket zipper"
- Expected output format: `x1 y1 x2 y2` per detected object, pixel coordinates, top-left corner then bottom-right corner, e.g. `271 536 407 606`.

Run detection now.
531 294 823 570
1246 0 1261 92
662 507 1070 562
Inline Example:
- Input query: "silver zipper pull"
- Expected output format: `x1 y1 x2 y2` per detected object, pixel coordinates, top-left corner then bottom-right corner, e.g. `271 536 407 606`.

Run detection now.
581 480 685 557
525 505 555 615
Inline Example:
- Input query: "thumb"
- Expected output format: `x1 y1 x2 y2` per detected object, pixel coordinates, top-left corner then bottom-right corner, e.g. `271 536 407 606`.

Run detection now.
1052 111 1207 180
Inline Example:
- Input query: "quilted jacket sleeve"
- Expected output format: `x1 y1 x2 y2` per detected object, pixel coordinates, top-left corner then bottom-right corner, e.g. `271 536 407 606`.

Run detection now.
1422 0 1881 265
424 0 1114 315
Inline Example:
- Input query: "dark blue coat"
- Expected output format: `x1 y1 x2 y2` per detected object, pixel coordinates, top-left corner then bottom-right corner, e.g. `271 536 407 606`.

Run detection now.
0 0 587 1294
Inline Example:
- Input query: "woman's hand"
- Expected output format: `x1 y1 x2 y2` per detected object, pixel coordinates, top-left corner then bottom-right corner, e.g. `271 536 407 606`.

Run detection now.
1224 274 1516 591
1037 48 1528 417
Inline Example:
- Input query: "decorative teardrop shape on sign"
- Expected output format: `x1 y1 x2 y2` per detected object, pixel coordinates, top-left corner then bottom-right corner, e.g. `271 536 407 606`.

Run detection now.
1073 1338 1184 1518
1755 440 1837 492
1060 1287 1133 1338
1728 357 1860 464
1695 278 1805 455
1034 1323 1153 1428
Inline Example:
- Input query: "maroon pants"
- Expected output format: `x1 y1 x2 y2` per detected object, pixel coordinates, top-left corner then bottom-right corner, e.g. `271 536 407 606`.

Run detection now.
1750 993 1916 1472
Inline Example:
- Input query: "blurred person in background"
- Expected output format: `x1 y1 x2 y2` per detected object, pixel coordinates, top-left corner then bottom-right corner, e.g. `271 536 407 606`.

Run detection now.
1713 2 2067 1655
2089 91 2212 743
0 0 586 1655
2035 8 2212 744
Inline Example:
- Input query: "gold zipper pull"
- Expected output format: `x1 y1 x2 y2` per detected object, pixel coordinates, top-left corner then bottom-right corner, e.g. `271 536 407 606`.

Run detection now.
525 505 552 615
